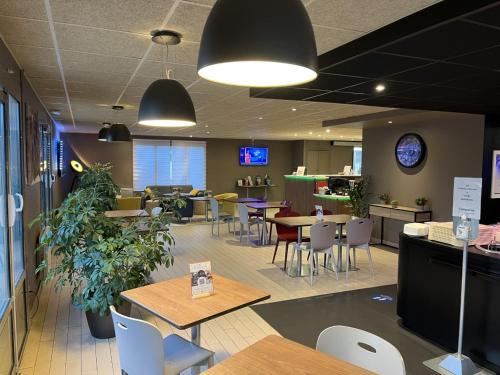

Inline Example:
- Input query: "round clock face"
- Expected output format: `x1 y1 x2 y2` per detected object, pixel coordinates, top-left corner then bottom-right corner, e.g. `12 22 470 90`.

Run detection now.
395 133 426 168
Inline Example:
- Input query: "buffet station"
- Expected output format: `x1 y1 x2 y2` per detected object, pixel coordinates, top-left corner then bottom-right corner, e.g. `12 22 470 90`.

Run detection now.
398 221 500 373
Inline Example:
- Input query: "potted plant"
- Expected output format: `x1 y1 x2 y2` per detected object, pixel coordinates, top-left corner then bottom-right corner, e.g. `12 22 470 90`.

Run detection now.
378 192 391 205
346 177 370 218
415 196 428 210
32 164 181 339
391 200 399 208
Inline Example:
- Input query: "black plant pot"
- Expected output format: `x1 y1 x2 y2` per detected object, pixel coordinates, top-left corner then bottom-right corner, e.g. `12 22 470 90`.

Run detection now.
85 301 131 339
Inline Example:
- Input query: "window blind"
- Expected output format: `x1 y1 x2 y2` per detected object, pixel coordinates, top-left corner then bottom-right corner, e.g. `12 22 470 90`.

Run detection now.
133 139 206 191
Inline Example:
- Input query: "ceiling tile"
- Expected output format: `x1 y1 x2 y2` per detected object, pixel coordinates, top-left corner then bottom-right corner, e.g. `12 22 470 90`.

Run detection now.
9 45 57 68
0 17 52 48
313 25 364 54
60 50 139 75
146 42 199 66
55 24 150 59
165 2 211 42
0 0 47 20
50 0 176 34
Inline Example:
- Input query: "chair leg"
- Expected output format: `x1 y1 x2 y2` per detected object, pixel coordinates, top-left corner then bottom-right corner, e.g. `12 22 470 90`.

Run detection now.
272 239 280 264
288 244 296 276
268 223 273 243
207 354 214 368
309 250 314 286
247 224 250 243
284 241 289 271
367 246 375 277
217 220 220 237
346 245 350 280
329 249 339 280
354 248 357 268
211 220 214 236
239 223 243 242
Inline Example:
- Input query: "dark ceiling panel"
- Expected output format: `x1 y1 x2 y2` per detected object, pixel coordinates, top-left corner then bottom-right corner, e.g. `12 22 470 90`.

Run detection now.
321 52 429 78
466 2 500 27
250 0 500 116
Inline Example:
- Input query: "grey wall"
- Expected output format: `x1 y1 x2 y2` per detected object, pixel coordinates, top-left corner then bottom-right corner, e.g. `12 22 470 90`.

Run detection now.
303 140 354 174
62 133 297 201
363 113 484 245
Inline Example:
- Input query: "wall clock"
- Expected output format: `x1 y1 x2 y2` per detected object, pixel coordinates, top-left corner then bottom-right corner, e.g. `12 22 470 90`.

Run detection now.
395 133 426 168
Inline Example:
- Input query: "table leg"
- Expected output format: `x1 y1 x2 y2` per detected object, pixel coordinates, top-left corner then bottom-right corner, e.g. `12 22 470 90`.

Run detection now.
191 325 201 374
297 226 303 276
337 223 343 272
204 201 209 222
262 208 268 245
380 216 384 245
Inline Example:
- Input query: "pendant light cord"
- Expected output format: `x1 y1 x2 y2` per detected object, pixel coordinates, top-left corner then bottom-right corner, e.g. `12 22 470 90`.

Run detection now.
161 44 171 79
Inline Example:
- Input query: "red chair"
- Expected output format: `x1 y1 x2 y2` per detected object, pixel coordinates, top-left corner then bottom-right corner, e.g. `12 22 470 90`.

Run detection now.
272 210 308 271
268 201 292 243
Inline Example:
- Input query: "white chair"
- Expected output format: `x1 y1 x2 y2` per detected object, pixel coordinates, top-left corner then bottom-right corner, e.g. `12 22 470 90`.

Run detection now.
289 221 339 285
209 198 233 236
316 325 405 375
237 203 262 243
151 206 163 217
344 218 374 280
110 306 214 375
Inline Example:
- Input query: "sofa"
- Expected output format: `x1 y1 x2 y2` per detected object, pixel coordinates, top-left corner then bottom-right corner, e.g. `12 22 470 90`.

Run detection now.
144 185 203 221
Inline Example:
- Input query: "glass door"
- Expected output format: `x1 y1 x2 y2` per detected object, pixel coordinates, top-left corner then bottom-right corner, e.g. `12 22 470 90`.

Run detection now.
8 95 27 355
40 124 53 220
0 93 15 375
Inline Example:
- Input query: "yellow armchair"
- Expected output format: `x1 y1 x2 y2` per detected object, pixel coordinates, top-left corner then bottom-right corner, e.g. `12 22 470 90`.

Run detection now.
116 197 142 210
214 193 238 216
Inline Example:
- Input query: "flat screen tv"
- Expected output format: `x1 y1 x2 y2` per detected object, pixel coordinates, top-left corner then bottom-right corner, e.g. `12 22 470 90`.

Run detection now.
239 147 268 166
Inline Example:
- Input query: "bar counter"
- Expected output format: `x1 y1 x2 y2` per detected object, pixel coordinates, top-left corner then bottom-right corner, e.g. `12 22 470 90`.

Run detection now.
398 234 500 373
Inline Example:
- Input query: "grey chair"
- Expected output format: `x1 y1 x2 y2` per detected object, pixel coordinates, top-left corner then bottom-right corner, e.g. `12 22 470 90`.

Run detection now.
110 306 214 375
316 325 405 375
289 221 339 285
237 203 262 243
209 198 233 236
344 218 374 280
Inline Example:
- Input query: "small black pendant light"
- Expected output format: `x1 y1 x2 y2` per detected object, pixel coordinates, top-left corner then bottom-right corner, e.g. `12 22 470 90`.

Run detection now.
138 30 196 127
197 0 318 87
106 106 131 142
97 122 111 141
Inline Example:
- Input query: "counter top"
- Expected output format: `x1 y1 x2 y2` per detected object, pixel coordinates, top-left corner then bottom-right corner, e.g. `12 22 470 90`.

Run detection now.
284 174 361 181
314 194 350 201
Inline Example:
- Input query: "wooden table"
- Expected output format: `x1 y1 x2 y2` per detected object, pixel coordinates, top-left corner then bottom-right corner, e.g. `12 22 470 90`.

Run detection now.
121 275 270 374
104 209 149 218
267 214 352 276
224 197 264 203
246 201 289 246
204 335 374 375
369 204 432 246
189 196 211 221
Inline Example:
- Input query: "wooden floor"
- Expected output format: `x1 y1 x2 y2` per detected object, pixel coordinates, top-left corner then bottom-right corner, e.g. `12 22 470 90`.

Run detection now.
19 219 398 375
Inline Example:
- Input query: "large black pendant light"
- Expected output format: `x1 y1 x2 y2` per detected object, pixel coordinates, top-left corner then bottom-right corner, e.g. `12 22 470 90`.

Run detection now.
97 122 110 141
197 0 318 87
138 30 196 127
106 106 131 142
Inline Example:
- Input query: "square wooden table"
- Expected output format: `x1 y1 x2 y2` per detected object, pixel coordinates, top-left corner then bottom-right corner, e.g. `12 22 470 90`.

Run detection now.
104 209 149 218
189 196 211 221
245 202 289 246
267 214 352 276
121 275 270 373
203 335 374 374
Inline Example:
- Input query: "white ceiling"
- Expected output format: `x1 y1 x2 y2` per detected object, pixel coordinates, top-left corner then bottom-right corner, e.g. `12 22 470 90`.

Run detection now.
0 0 440 141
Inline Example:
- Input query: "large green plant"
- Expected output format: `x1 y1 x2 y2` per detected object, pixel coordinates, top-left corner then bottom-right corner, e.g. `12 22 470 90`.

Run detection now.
75 163 120 211
33 163 178 315
346 177 371 218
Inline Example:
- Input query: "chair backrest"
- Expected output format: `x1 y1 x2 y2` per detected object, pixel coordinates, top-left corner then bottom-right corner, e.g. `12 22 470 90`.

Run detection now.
310 221 337 251
346 218 373 246
151 206 163 217
110 306 165 375
275 210 300 235
117 197 142 210
238 203 250 225
316 325 405 375
209 198 219 219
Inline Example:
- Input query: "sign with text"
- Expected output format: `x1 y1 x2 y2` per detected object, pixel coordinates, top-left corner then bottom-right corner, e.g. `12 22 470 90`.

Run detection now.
452 177 482 240
190 261 214 299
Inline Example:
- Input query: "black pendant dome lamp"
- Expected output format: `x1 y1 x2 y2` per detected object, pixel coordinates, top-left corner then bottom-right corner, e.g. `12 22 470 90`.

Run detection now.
97 122 111 141
138 30 196 127
197 0 318 87
106 106 132 142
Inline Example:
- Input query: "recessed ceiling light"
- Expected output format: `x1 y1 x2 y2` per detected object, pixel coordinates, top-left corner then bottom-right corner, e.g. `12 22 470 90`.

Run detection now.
205 125 209 128
340 135 344 138
294 133 298 137
326 129 331 133
50 110 61 116
206 131 211 134
308 131 313 135
6 68 15 74
291 108 297 112
375 83 386 92
189 135 193 138
388 120 393 124
258 116 263 120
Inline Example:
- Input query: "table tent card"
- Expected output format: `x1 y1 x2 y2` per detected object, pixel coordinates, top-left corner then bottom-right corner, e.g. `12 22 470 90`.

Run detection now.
190 261 214 299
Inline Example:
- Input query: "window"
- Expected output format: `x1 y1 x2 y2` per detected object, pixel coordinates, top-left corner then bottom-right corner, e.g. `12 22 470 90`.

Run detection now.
353 146 362 175
133 139 206 191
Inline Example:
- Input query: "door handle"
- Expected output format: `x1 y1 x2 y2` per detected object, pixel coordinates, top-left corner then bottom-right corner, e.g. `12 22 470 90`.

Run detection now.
7 194 16 227
15 193 23 213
